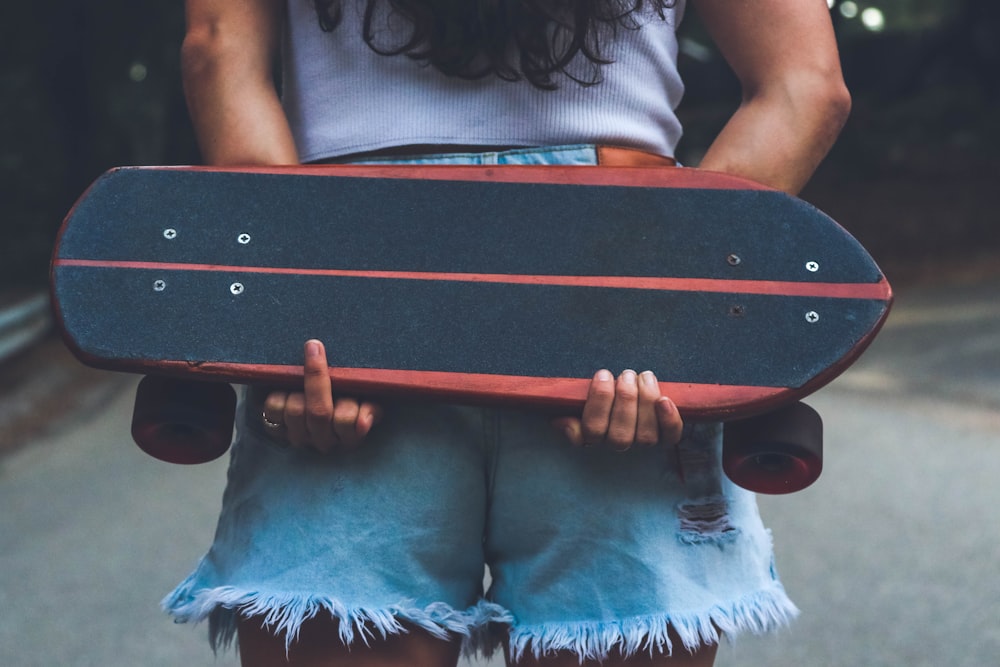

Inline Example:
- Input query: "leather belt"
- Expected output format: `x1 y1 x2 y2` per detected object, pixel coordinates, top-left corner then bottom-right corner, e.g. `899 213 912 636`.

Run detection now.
596 146 677 167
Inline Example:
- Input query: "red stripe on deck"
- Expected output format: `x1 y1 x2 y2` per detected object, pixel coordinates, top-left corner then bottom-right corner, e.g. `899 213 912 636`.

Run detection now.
55 259 891 300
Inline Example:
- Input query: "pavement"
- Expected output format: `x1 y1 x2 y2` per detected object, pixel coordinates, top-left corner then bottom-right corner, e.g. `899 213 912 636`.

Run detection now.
716 269 1000 667
0 291 50 364
0 265 998 666
0 334 131 457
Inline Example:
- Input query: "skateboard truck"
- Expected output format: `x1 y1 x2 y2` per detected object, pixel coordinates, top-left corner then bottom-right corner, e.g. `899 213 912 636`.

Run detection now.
130 371 824 496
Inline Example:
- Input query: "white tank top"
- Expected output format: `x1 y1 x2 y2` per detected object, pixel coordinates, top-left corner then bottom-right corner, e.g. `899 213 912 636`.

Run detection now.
281 0 687 162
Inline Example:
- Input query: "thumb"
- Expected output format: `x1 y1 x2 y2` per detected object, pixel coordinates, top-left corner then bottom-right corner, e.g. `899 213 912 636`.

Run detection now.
552 417 585 447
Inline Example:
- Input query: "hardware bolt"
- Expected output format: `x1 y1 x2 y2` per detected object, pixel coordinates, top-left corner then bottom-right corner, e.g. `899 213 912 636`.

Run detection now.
727 254 742 266
806 261 820 273
805 311 820 323
230 282 245 295
153 280 166 292
163 229 177 240
238 233 251 245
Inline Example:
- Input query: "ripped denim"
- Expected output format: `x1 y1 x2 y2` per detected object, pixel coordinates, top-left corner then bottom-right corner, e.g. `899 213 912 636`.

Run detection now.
164 401 796 660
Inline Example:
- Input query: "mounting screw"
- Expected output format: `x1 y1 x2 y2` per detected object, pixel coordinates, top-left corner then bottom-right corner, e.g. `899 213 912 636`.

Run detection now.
153 280 166 292
727 254 742 266
230 282 245 295
805 311 820 323
728 305 746 317
163 229 177 240
238 233 251 245
806 261 820 273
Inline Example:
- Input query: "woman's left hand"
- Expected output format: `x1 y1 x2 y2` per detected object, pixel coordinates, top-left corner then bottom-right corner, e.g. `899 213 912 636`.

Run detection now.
259 340 383 452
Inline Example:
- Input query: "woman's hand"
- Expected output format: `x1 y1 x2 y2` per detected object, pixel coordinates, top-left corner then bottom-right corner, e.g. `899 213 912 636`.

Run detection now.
553 370 684 451
260 340 383 452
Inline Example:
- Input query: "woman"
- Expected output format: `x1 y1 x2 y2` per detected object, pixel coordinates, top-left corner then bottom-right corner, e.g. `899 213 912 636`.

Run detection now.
167 2 850 665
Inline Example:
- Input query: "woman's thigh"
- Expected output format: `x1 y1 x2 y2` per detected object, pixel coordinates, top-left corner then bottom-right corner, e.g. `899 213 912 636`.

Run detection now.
237 617 717 667
238 616 462 667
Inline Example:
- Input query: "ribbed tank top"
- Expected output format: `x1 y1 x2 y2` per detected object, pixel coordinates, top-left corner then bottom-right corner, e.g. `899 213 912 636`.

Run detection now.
281 1 687 162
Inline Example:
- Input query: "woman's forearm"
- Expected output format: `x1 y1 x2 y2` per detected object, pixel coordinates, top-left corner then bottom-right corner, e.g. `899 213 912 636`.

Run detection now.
698 73 851 195
182 0 299 166
692 0 850 195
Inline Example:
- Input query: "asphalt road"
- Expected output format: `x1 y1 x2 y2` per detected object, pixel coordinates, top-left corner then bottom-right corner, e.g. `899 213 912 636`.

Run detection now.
1 274 997 667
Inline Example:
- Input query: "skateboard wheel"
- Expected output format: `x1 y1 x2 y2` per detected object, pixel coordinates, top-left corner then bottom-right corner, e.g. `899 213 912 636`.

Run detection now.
722 402 823 495
131 376 237 464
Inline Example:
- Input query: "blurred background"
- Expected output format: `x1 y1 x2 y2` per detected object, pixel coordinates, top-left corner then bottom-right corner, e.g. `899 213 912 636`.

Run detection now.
681 0 1000 279
1 2 998 666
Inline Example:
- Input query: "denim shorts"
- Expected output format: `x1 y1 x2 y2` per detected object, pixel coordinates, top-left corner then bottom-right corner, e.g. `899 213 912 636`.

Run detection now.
163 145 797 661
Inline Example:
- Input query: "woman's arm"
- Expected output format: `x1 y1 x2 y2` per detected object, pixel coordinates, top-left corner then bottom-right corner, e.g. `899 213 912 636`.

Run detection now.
183 1 381 450
182 0 299 165
559 2 850 449
691 0 851 195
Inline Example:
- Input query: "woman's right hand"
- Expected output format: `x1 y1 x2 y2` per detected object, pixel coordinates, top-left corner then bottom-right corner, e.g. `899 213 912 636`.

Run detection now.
260 340 383 452
552 369 684 451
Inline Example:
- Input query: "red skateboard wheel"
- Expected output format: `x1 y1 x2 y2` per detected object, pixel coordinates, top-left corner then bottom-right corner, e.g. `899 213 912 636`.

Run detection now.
722 402 823 494
131 376 237 464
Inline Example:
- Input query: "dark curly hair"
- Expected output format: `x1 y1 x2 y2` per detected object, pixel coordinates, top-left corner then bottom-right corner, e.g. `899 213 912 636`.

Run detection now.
311 0 676 89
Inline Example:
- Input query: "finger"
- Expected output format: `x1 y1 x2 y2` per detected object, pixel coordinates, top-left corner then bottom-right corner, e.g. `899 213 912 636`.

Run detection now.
581 370 615 446
655 397 684 447
332 398 362 449
634 371 661 447
605 370 639 451
303 339 336 451
355 402 384 441
551 416 585 448
283 392 308 447
263 390 288 416
262 391 289 429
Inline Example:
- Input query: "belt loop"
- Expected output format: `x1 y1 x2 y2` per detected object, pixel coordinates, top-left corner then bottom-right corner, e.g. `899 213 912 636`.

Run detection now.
596 146 677 167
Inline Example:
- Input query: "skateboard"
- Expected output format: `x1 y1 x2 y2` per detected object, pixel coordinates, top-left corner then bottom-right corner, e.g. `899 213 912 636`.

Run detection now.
50 164 892 493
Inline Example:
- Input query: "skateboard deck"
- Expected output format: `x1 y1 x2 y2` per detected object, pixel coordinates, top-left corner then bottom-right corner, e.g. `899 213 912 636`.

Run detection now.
51 165 892 489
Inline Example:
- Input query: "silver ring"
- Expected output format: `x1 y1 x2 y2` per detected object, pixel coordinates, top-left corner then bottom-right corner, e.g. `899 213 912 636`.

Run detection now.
261 412 284 430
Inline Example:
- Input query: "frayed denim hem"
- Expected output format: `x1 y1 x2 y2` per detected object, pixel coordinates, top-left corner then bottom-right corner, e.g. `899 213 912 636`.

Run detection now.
504 586 800 662
162 578 513 655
